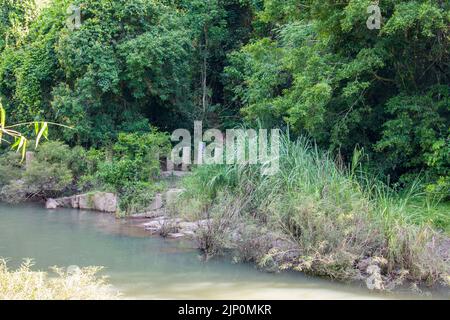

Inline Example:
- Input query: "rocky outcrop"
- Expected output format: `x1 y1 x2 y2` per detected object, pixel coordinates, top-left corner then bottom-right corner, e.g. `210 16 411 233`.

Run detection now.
129 209 165 219
128 188 185 219
45 198 59 209
134 186 211 240
46 192 117 213
357 257 389 291
140 216 213 239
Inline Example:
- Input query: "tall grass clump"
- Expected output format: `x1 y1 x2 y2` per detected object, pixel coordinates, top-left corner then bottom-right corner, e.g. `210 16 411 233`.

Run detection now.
179 133 449 288
0 259 119 300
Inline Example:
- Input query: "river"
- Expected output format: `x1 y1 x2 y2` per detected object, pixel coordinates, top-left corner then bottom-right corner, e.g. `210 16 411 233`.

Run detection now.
0 204 441 299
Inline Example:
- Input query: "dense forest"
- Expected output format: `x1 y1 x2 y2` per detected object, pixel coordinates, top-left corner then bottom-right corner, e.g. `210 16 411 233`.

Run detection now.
0 0 449 295
1 0 448 191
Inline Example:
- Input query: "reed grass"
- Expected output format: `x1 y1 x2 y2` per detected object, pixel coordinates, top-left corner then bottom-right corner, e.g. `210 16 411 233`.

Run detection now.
179 133 449 287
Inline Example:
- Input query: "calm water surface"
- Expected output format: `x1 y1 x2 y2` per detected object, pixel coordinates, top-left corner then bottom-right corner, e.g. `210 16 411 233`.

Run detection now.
0 204 440 299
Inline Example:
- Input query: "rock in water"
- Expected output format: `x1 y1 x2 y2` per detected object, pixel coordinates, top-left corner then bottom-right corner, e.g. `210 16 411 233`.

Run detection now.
167 233 185 239
92 192 117 212
45 192 117 213
365 265 384 290
45 198 58 209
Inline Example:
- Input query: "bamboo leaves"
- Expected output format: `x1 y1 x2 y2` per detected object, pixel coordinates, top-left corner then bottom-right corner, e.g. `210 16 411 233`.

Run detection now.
0 102 5 143
0 102 50 161
35 122 48 148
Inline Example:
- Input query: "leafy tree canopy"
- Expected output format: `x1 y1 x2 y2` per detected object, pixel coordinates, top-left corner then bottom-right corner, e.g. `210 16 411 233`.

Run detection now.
0 0 448 191
224 0 449 189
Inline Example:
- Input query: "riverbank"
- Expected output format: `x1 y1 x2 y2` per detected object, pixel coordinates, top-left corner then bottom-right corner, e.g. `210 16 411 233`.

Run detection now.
1 199 448 299
44 176 445 295
1 139 448 296
154 137 450 294
3 203 421 300
12 159 450 294
125 194 450 294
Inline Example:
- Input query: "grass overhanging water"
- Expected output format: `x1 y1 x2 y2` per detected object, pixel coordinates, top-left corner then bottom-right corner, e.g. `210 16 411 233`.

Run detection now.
174 134 449 289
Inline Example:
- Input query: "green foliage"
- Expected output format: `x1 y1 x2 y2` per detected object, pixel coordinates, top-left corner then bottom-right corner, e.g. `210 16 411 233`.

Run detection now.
0 128 170 213
97 159 146 191
97 130 170 190
1 101 53 161
224 0 450 190
0 0 36 51
24 141 73 192
375 87 449 193
0 0 448 288
118 181 165 216
0 141 73 202
68 145 104 182
0 0 447 194
0 0 254 143
177 0 254 124
89 130 170 214
181 133 449 284
113 130 170 161
0 0 68 123
183 164 239 202
0 152 23 187
0 0 191 144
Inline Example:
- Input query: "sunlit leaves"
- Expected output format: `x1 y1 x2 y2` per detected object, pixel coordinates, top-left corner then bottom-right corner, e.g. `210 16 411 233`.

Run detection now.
0 102 51 161
382 1 448 37
0 102 5 143
34 121 48 148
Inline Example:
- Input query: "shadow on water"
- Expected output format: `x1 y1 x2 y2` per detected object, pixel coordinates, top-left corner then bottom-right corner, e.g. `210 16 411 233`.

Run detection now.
0 203 447 300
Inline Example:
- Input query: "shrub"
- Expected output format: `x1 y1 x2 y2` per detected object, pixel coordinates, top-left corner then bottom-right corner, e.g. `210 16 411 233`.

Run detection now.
0 141 73 202
23 142 73 197
0 128 171 212
118 181 166 216
0 152 23 187
97 159 147 191
97 130 170 190
0 259 119 300
70 147 106 192
113 130 171 162
93 130 171 215
68 146 105 182
26 142 73 196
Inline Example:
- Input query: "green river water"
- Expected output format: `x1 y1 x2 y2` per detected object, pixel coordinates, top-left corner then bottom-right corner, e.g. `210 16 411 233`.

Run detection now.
0 204 444 300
